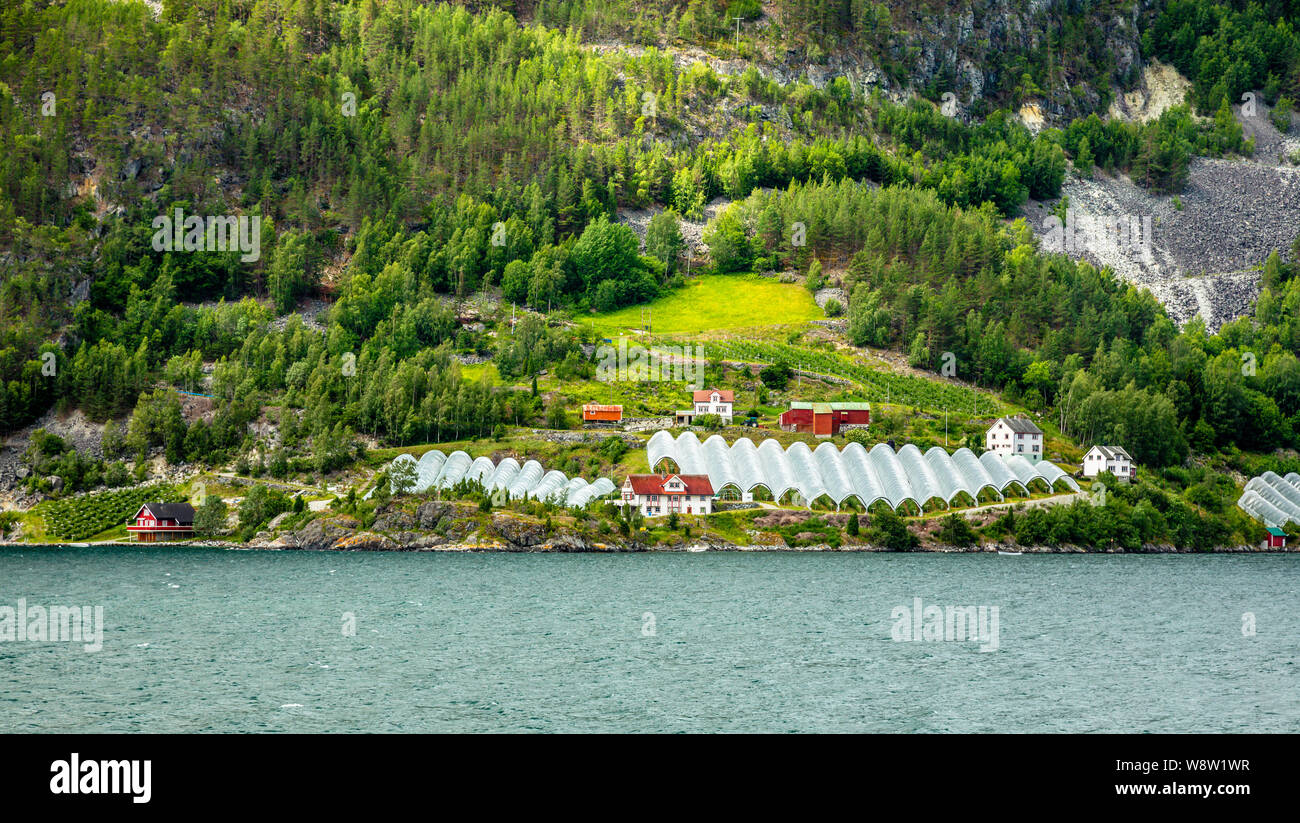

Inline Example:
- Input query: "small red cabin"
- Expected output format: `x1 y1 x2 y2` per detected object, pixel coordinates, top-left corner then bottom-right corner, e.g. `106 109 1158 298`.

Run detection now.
582 403 623 423
1266 527 1287 549
127 502 196 543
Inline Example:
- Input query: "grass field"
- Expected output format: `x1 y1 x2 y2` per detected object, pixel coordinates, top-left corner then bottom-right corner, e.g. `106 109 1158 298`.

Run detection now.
588 274 822 337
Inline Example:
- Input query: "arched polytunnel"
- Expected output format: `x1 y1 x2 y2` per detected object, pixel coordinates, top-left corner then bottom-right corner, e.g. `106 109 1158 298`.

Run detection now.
1238 471 1300 527
646 431 1079 512
372 450 616 508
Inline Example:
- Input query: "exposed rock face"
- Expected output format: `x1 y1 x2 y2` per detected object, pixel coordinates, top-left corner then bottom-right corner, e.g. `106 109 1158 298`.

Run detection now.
372 509 414 533
265 511 293 532
491 514 545 548
391 532 449 550
415 501 451 530
289 518 356 551
333 531 399 552
1028 150 1300 331
546 531 593 552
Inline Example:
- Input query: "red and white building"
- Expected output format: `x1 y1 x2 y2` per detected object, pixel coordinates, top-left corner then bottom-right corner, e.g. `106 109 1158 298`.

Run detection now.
127 502 196 543
675 389 734 425
620 474 715 517
985 416 1044 463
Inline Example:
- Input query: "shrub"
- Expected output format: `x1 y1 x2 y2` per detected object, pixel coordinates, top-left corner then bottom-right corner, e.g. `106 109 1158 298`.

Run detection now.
870 509 918 550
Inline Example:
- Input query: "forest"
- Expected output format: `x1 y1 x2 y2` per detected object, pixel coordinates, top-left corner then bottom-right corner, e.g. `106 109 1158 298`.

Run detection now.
0 0 1296 547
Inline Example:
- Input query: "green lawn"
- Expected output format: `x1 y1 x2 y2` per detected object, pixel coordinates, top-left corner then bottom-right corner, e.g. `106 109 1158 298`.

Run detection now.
588 274 822 337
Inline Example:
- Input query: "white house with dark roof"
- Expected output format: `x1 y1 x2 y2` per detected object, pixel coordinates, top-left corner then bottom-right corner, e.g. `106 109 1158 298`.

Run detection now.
1082 445 1135 479
985 415 1044 464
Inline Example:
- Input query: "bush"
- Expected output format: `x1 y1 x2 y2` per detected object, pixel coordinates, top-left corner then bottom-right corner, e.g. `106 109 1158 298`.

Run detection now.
937 514 977 546
870 509 918 550
759 360 793 389
823 299 843 317
1271 97 1293 133
693 413 722 430
194 495 229 536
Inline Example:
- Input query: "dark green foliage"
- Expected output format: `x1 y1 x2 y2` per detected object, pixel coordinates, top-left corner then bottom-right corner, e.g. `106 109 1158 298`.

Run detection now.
759 360 794 389
937 513 977 547
195 494 229 536
870 508 919 551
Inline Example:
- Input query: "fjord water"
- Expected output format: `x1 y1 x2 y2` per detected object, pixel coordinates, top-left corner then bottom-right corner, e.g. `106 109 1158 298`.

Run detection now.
1 546 1296 733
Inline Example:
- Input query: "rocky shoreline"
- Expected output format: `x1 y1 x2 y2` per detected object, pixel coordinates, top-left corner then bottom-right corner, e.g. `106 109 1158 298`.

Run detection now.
2 538 1277 554
4 496 1284 555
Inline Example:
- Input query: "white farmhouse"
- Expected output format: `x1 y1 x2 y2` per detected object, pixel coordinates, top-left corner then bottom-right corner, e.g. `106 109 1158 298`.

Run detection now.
675 389 734 426
1082 445 1135 480
619 474 715 517
985 415 1044 463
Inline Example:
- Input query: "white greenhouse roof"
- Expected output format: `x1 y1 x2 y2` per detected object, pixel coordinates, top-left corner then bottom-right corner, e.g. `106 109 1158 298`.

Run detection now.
1238 471 1300 528
647 431 1079 510
374 449 616 508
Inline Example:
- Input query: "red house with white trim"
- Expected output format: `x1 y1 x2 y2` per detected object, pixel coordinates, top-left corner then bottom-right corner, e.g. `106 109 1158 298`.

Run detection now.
620 474 715 517
127 502 196 543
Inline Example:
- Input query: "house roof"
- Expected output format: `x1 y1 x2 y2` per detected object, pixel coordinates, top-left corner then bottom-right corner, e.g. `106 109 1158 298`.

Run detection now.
995 416 1043 435
1266 527 1286 536
692 389 734 403
582 404 622 412
138 502 196 523
1089 445 1133 461
625 474 715 496
789 401 871 411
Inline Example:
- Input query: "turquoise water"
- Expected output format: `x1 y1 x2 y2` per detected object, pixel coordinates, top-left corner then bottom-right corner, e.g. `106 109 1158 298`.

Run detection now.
1 546 1296 733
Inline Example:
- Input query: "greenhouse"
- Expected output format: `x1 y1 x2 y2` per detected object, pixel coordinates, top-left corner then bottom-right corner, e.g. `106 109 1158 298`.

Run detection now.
376 450 616 508
647 431 1079 512
1237 471 1300 528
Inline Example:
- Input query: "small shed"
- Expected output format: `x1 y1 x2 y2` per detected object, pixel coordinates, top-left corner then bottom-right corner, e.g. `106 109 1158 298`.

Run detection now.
1266 526 1287 549
582 403 623 423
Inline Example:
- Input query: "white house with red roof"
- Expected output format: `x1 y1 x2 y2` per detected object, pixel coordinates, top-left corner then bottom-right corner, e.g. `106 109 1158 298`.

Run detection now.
620 473 716 517
674 388 734 426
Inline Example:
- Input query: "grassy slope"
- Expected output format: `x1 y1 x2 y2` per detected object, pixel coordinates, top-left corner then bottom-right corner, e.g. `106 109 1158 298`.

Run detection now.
587 274 822 337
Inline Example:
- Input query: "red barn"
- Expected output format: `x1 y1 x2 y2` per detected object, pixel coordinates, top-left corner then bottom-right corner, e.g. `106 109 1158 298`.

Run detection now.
582 403 623 423
127 502 196 543
1266 527 1288 549
779 402 870 437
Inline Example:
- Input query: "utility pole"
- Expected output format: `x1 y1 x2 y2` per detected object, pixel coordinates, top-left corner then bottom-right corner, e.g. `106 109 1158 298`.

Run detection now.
733 16 743 51
944 408 948 448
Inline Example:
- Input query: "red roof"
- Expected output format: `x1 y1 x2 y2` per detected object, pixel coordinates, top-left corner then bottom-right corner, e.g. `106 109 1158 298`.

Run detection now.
692 389 734 403
625 474 715 496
